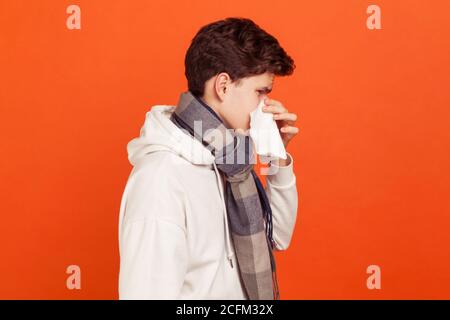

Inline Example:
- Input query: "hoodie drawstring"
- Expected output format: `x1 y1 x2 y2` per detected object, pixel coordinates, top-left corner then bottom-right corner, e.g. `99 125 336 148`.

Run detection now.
212 162 235 269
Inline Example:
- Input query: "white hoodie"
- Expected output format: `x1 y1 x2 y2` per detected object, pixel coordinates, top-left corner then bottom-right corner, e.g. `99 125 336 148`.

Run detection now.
118 105 299 299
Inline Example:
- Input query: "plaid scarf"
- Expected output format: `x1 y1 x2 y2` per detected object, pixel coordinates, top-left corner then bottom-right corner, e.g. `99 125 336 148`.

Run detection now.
170 91 280 300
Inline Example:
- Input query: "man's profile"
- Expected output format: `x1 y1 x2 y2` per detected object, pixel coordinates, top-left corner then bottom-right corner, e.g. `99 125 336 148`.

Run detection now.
118 17 299 300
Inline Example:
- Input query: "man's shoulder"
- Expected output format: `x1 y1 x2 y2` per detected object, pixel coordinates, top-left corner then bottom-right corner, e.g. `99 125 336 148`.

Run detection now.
131 150 190 180
122 151 189 224
126 149 216 198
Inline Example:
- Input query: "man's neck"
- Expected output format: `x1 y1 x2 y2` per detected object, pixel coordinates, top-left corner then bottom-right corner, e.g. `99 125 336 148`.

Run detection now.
196 93 231 128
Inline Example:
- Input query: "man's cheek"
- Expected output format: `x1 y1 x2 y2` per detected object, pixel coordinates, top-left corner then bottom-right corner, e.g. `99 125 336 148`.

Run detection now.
243 113 251 130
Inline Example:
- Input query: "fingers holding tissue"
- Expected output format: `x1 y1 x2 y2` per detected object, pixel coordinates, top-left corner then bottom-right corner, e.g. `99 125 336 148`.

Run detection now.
261 97 299 147
249 97 292 161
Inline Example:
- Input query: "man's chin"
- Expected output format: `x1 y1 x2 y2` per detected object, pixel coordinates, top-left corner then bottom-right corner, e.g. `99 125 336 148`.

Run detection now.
234 128 250 135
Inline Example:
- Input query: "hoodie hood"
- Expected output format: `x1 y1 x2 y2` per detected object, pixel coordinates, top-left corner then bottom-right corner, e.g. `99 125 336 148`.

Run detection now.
127 105 216 167
125 104 236 265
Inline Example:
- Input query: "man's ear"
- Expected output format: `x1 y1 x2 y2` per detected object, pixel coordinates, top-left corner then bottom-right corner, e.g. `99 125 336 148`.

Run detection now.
215 72 231 101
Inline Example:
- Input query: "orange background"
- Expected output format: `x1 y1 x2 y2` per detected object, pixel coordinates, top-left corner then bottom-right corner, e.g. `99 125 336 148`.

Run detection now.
1 0 449 299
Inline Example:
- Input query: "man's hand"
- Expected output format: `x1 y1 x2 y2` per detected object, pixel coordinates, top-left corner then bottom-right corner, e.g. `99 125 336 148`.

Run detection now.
262 97 299 148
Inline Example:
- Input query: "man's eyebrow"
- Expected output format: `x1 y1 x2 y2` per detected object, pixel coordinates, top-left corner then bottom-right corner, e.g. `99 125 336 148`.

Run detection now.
257 86 272 93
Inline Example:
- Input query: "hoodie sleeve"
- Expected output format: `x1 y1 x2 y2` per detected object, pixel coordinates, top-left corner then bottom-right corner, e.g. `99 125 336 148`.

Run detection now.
118 169 188 299
264 152 299 251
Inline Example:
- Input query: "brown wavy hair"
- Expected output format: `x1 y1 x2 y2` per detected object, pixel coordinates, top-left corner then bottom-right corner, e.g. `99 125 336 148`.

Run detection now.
185 17 296 97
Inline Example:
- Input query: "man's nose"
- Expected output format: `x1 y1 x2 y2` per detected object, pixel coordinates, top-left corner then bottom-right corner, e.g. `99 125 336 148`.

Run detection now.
259 94 269 107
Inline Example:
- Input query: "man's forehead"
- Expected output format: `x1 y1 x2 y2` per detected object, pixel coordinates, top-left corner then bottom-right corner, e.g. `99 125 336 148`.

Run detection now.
239 72 274 89
256 73 274 86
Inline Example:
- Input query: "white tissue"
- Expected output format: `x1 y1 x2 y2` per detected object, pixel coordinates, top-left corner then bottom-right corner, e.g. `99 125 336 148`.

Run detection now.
249 98 287 160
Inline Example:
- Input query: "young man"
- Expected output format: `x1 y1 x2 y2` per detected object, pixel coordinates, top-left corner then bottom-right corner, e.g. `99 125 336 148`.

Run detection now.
118 17 299 300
